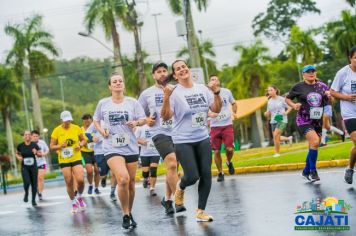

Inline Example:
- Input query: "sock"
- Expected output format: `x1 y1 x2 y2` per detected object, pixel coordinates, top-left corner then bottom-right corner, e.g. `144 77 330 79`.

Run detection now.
150 187 154 191
111 186 116 194
330 126 344 136
72 199 77 205
89 185 93 188
307 149 318 171
77 193 82 198
321 128 327 144
304 155 310 174
165 194 171 201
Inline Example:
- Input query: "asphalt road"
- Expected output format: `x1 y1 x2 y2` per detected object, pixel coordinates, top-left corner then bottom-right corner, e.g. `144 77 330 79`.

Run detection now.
0 167 355 236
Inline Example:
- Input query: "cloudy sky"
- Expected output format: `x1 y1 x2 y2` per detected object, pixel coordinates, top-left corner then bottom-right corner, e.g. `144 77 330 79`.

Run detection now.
0 0 352 67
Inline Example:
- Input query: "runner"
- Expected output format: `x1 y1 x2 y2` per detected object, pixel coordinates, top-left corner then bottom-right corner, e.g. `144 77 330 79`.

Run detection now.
135 124 160 196
161 60 222 222
208 75 237 182
264 86 293 158
16 131 41 206
330 46 356 184
93 73 146 229
286 65 330 182
31 130 49 200
81 114 101 195
138 62 179 214
320 103 345 146
50 110 87 213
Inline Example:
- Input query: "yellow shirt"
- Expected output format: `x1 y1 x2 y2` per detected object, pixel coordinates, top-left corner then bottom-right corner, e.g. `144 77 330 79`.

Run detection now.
81 126 94 153
51 124 83 164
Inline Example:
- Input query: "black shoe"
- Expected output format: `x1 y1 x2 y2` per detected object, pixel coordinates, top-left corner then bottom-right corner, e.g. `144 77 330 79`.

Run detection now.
32 200 37 206
301 171 310 181
150 189 157 196
175 204 187 213
161 197 175 215
110 192 117 202
310 170 320 182
319 143 327 147
344 168 354 184
101 177 107 188
341 134 345 142
38 193 43 201
217 172 224 182
143 178 148 188
122 215 131 229
129 213 137 228
227 162 235 175
23 193 28 203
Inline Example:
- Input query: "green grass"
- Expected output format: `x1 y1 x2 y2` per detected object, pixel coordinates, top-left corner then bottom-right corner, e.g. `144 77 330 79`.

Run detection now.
5 172 58 185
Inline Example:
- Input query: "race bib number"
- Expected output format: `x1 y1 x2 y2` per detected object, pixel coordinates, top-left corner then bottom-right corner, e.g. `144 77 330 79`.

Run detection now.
87 142 95 150
112 133 130 147
217 111 229 121
61 147 74 158
351 81 356 94
23 157 34 166
310 107 323 119
147 140 156 150
192 112 207 127
160 118 173 129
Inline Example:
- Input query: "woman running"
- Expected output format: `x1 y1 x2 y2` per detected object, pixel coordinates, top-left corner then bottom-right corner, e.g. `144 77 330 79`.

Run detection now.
93 73 146 229
161 60 222 222
331 46 356 184
16 131 41 206
265 86 293 157
286 65 330 182
320 102 345 146
50 110 87 213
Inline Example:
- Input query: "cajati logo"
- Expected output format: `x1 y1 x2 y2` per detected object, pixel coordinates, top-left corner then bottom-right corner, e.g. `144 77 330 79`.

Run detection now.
294 197 351 231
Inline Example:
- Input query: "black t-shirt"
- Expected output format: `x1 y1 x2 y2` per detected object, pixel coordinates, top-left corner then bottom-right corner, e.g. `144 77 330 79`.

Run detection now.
17 142 40 164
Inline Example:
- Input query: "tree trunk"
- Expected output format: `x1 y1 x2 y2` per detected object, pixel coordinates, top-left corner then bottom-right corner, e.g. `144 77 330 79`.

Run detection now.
132 22 147 93
29 70 44 132
185 0 201 68
111 20 125 78
4 107 18 176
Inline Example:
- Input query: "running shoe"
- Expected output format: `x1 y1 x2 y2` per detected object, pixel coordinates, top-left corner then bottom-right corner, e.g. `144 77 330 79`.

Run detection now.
23 193 28 203
101 177 107 188
143 178 148 189
161 197 175 215
38 193 43 201
288 136 293 146
88 186 93 195
110 193 117 201
175 183 186 213
310 170 320 182
71 203 79 214
273 153 281 158
217 172 224 182
77 197 87 210
32 200 37 206
150 189 157 196
341 134 345 142
301 171 310 181
344 168 354 184
196 209 213 222
94 188 101 195
122 215 131 230
319 143 327 147
227 161 235 175
129 213 137 228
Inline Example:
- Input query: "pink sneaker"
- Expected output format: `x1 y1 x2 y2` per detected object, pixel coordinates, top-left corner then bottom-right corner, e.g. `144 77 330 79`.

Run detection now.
71 203 79 214
76 197 86 210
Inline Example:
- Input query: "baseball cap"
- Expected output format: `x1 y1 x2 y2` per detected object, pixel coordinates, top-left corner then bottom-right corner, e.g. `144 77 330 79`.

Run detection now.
302 65 316 73
60 110 73 122
152 61 168 73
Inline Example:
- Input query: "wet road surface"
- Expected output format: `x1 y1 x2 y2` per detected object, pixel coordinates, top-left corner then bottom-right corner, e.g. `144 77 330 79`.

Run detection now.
1 167 356 236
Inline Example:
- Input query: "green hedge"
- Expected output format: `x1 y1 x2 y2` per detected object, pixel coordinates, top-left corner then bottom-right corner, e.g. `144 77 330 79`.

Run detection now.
6 172 58 185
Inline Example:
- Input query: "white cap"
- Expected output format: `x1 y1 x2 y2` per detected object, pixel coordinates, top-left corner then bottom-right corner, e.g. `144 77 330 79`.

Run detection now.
60 110 73 122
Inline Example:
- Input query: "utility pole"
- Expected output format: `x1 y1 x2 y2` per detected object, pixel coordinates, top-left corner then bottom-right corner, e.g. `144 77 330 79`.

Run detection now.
198 30 209 80
152 13 163 61
21 82 30 130
58 76 65 110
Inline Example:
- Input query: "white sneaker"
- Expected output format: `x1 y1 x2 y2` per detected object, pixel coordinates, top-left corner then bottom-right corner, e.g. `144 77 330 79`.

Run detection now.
288 136 293 145
273 153 281 158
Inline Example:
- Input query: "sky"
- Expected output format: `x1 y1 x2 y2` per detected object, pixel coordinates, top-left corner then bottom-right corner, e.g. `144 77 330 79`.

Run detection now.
0 0 352 68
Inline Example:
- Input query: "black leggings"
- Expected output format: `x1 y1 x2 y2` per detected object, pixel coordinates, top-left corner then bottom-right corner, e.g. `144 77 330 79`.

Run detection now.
21 165 38 201
175 138 212 210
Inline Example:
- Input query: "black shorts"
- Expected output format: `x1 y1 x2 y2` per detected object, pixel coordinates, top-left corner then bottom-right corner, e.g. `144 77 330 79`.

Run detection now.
105 153 139 164
59 160 83 169
95 154 109 176
82 152 96 164
140 156 160 167
345 119 356 135
37 164 46 170
152 134 175 159
298 124 322 137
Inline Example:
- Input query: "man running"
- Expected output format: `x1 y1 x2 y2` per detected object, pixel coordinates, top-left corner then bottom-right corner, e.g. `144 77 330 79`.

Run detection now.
81 114 100 195
208 75 237 182
138 62 179 214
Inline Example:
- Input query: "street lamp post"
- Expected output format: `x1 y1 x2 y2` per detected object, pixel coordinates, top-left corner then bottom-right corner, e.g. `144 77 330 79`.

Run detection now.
58 76 65 110
198 30 209 80
42 128 52 172
78 32 117 56
152 13 163 61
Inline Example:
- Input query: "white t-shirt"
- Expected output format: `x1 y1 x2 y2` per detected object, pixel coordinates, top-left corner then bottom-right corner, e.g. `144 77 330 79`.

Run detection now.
135 125 160 157
93 96 146 156
86 122 104 155
210 88 235 127
331 65 356 120
267 96 289 124
169 83 214 144
36 139 48 167
138 86 173 137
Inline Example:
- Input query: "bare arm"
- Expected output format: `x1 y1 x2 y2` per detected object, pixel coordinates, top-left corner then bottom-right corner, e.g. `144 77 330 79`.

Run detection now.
137 138 148 146
161 86 174 121
330 89 356 102
50 138 65 151
15 151 23 161
210 94 222 113
285 98 301 111
93 120 108 138
232 102 237 114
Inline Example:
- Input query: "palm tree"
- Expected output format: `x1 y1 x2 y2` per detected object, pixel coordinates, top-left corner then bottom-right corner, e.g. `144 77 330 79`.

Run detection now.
85 0 127 77
0 65 21 174
327 10 356 58
167 0 209 68
5 14 59 132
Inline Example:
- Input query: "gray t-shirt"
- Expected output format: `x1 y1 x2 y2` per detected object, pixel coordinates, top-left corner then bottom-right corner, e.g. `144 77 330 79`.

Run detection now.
331 65 356 120
135 125 160 157
210 88 235 127
93 96 146 156
36 139 48 167
267 96 289 124
169 83 214 144
86 122 104 155
138 85 173 137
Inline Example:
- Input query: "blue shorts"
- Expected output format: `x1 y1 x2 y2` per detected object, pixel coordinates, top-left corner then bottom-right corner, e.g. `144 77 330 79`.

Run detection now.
95 154 109 177
323 105 332 117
